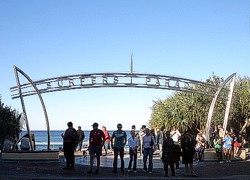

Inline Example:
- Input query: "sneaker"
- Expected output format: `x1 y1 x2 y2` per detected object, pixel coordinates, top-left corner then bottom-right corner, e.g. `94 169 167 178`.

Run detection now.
143 169 147 172
127 169 131 172
149 171 152 174
219 161 224 163
133 170 137 173
228 160 231 163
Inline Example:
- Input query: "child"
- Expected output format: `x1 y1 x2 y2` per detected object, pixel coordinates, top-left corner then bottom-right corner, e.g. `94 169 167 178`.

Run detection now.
213 135 223 163
233 137 240 157
127 130 139 173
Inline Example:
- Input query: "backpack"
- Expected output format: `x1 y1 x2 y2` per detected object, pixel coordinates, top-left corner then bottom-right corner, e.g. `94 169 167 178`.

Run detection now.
71 128 79 144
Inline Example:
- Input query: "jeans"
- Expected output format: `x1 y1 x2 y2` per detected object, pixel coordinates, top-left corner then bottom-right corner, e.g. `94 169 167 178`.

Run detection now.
128 149 137 171
143 148 153 172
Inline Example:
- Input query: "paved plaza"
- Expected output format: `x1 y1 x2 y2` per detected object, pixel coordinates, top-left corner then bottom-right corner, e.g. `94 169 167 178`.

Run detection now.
1 150 250 179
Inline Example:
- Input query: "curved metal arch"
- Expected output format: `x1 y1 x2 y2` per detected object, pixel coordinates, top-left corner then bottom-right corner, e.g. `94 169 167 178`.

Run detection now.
11 65 235 150
14 66 50 150
10 72 227 99
205 73 236 142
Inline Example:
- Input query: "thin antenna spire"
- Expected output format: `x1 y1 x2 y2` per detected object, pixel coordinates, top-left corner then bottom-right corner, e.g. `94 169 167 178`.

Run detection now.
130 54 133 83
130 53 133 74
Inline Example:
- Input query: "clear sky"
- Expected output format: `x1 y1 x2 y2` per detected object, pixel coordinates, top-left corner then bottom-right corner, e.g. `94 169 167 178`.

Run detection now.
0 1 249 131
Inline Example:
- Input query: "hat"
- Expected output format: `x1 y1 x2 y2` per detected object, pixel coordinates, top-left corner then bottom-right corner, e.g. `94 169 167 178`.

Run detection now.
117 123 122 128
92 122 98 127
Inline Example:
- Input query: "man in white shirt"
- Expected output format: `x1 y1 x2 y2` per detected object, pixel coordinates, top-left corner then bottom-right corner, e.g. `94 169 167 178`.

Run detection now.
170 126 181 144
127 130 139 173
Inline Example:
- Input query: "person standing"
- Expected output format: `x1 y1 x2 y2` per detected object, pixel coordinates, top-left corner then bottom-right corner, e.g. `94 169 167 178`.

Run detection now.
61 121 76 170
102 125 111 156
218 125 225 140
223 132 233 163
181 132 197 177
195 132 206 162
170 126 181 144
127 130 139 173
111 123 127 173
156 126 165 158
76 126 85 152
213 135 223 163
87 122 105 174
170 126 181 168
142 128 156 173
138 125 146 155
233 136 240 157
131 125 140 139
161 131 175 177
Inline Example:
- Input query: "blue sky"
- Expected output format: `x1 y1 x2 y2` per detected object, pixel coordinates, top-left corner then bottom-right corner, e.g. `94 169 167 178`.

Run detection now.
0 1 249 131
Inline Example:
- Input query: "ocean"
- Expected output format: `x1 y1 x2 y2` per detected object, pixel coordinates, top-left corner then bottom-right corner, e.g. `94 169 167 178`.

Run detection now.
20 130 132 150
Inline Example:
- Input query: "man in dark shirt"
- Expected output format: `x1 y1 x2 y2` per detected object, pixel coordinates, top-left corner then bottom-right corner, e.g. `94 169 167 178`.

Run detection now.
61 121 76 170
76 126 85 151
111 123 127 173
87 122 105 174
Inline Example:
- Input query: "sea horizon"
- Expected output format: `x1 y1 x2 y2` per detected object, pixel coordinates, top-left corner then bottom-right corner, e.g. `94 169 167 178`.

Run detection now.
19 130 133 151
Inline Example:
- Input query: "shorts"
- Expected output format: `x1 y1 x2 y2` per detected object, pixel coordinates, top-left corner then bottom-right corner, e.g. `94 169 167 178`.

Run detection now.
89 145 102 156
195 147 201 152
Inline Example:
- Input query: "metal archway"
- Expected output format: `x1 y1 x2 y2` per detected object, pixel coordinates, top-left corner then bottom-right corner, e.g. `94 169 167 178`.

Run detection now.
10 65 236 150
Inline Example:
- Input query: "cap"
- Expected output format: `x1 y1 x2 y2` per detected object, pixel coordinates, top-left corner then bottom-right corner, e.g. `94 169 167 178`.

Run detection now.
92 122 99 127
117 123 122 128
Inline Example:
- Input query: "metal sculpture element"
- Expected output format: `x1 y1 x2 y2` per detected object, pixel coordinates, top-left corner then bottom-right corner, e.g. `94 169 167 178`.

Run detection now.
13 66 50 150
11 65 236 150
11 73 222 99
205 73 236 143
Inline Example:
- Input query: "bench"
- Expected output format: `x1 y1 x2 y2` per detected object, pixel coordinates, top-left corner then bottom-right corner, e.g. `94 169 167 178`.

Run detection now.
1 150 59 160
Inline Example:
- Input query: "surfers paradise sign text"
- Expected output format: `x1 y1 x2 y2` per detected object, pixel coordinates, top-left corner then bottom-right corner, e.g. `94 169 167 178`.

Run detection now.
11 73 216 99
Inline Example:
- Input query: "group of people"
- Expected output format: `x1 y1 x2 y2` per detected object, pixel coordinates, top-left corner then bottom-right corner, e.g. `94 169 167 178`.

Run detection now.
158 127 197 177
61 122 199 177
2 133 34 152
60 122 244 177
213 125 241 163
